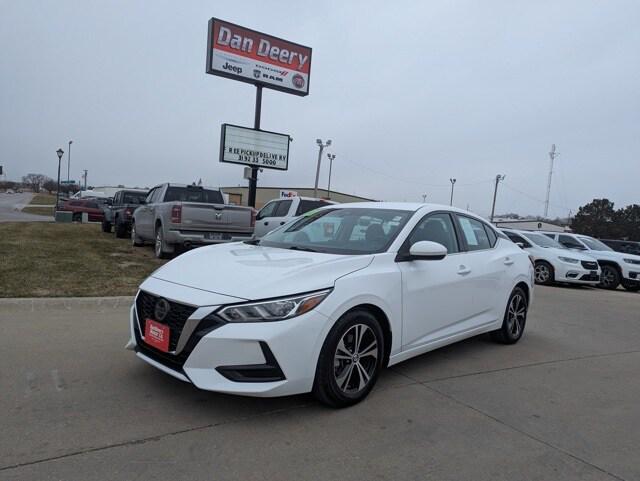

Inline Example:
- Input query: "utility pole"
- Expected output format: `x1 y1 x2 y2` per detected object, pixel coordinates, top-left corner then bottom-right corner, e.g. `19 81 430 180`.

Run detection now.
248 85 262 208
67 140 73 183
83 169 88 190
544 144 558 218
314 139 331 198
490 174 505 223
326 153 336 199
449 178 456 206
421 194 427 203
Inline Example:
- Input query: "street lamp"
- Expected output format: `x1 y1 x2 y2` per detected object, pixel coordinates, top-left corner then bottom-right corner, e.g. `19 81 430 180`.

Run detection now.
490 174 506 222
56 148 64 212
449 178 456 206
326 153 336 199
67 140 73 183
314 138 331 198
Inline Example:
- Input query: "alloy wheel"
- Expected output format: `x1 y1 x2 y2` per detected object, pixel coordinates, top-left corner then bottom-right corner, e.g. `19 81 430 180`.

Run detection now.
333 324 378 394
534 264 550 284
155 230 162 257
601 267 616 288
507 293 526 338
131 224 137 246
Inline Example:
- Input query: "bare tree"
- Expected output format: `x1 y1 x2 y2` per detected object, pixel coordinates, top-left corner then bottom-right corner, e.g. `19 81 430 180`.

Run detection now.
22 173 49 193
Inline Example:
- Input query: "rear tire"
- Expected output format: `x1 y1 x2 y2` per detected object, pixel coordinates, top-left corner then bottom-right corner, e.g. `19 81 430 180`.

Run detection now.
154 225 173 259
534 261 554 285
599 265 620 290
115 220 128 238
101 221 112 233
491 287 528 344
313 310 385 408
131 221 144 247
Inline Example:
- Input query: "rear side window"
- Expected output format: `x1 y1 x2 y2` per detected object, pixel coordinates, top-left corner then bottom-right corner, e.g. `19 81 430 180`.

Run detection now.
123 192 147 204
558 235 585 249
296 200 328 216
274 200 292 217
257 201 278 219
164 187 223 204
504 231 529 247
457 215 492 251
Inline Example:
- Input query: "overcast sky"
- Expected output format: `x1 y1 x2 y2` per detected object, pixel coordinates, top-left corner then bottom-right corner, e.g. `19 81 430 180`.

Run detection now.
1 0 638 217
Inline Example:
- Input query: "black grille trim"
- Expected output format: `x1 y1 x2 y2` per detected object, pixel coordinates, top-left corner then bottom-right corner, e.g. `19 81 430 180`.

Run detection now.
581 261 599 270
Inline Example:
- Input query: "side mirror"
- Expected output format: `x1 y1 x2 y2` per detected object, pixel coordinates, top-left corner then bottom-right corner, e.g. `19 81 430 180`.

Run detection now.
516 242 525 249
408 241 447 260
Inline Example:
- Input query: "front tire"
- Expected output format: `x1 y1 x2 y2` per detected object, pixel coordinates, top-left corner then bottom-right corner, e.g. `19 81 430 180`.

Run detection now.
101 221 112 233
313 310 385 408
534 261 554 285
622 281 640 292
491 287 528 344
115 220 128 238
599 265 620 290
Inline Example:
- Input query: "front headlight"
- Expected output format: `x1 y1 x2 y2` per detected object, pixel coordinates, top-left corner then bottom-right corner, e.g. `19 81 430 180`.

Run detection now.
216 289 332 322
624 258 640 265
558 256 580 264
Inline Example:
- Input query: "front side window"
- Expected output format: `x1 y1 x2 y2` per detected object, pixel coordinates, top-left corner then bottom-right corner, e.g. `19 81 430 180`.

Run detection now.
504 231 530 247
578 236 613 252
259 208 412 255
522 232 563 248
274 200 292 217
558 235 586 250
145 188 157 204
123 192 147 204
256 201 278 220
406 213 459 253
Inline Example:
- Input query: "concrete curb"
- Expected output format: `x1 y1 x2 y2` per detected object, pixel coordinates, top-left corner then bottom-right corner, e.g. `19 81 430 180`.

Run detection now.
0 296 134 311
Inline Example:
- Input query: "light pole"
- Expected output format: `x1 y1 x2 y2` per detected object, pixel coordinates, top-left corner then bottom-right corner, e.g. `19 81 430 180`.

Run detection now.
449 178 456 206
421 194 427 203
56 148 64 211
314 138 331 198
67 140 73 183
490 174 505 223
326 153 336 198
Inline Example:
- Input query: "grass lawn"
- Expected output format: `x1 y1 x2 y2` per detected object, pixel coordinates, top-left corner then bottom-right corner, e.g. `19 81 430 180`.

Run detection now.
30 193 57 205
21 206 54 216
21 193 56 216
0 222 167 297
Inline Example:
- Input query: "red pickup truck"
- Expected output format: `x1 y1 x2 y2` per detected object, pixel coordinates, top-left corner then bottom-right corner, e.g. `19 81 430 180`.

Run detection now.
60 199 105 222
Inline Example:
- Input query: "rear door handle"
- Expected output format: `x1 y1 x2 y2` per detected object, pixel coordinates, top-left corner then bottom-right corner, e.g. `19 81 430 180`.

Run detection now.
504 258 514 266
280 221 285 225
457 266 471 275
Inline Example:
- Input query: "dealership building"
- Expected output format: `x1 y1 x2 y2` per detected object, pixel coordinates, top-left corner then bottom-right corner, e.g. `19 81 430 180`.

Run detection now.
221 186 375 208
492 218 570 232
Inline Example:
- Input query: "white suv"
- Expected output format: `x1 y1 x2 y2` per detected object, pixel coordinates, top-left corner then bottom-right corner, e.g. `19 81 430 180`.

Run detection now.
542 232 640 291
253 197 335 238
501 229 600 286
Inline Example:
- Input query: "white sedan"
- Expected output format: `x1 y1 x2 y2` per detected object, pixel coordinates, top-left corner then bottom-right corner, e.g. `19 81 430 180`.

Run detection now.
127 203 534 407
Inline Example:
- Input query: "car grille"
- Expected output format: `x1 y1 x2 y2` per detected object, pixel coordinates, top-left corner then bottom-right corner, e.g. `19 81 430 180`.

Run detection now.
135 291 197 352
580 273 600 281
134 291 226 373
581 261 598 270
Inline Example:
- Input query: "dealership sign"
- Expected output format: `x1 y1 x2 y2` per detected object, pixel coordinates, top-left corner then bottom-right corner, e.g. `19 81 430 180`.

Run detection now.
279 190 298 198
220 124 290 171
206 18 312 96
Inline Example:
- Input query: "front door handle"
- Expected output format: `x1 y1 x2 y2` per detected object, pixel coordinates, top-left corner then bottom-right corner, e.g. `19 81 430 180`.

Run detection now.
457 266 471 275
504 258 514 266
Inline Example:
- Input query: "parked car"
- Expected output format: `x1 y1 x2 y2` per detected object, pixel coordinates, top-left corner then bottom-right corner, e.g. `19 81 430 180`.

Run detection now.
501 228 600 286
127 203 534 407
60 199 104 222
253 196 336 238
600 239 640 256
102 189 148 237
131 183 255 258
6 189 14 194
541 232 640 291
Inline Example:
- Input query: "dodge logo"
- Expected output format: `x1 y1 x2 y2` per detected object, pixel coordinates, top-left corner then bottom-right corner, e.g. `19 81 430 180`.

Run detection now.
154 298 170 321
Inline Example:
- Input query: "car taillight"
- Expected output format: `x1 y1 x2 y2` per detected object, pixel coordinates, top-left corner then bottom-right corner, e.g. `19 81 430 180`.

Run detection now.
171 205 182 224
251 208 257 227
124 207 133 218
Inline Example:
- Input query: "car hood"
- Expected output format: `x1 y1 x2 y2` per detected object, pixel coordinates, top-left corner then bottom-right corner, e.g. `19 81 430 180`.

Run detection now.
583 249 640 263
150 242 374 301
541 247 597 261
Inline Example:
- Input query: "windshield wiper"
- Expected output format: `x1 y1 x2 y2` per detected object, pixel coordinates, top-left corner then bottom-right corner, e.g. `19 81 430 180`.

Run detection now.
288 245 319 252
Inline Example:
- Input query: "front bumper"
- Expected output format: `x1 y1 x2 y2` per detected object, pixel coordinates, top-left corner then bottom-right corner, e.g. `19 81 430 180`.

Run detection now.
165 229 253 246
128 284 329 397
555 263 600 285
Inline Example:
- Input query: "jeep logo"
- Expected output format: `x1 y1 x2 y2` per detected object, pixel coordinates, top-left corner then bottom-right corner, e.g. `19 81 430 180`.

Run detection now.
222 62 242 75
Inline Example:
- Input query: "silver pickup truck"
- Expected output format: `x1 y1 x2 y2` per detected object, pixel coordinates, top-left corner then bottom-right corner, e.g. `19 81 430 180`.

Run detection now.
131 183 255 258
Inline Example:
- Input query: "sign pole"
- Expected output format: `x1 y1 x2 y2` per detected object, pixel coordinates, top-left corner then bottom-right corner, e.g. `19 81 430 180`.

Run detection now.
248 85 262 208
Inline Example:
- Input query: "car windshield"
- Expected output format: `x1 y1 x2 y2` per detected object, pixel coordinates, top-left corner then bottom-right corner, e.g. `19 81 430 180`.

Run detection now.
164 187 224 204
579 236 613 251
123 192 147 204
522 232 563 248
257 207 413 255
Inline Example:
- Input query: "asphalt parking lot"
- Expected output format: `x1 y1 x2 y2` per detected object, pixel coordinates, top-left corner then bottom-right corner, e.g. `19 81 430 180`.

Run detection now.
1 286 638 481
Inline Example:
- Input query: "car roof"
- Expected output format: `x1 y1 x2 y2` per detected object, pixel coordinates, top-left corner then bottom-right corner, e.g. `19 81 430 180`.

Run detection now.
328 201 491 221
